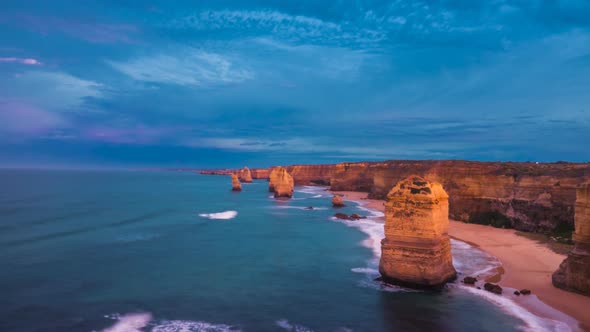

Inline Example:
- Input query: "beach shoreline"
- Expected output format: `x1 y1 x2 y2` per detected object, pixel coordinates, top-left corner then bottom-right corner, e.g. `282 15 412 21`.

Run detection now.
331 190 590 331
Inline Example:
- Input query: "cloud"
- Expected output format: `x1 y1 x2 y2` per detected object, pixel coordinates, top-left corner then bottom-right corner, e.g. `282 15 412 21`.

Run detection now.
0 99 66 136
167 9 384 46
3 71 104 111
107 48 253 86
0 57 42 65
1 14 139 44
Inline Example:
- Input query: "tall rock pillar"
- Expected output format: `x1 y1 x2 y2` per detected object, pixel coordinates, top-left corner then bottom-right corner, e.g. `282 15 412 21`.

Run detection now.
553 183 590 295
379 175 456 288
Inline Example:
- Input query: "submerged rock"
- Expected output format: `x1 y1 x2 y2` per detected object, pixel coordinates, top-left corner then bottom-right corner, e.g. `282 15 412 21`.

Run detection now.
553 182 590 296
484 282 503 295
332 195 346 207
304 206 314 210
463 277 477 285
379 176 457 289
520 289 531 295
334 213 350 220
231 174 242 192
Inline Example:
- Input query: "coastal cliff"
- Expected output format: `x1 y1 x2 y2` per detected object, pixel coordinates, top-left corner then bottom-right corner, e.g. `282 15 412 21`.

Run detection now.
379 176 456 288
330 160 590 233
553 183 590 296
203 160 590 233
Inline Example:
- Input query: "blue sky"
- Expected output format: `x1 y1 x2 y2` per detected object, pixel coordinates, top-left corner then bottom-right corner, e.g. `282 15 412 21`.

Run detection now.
1 0 589 168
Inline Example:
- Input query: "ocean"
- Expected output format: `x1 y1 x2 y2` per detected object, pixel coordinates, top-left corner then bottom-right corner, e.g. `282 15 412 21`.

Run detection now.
0 170 571 331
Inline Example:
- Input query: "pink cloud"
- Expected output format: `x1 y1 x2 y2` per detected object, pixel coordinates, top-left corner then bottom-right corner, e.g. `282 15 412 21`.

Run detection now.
83 125 181 144
11 14 139 44
0 57 42 65
0 99 66 136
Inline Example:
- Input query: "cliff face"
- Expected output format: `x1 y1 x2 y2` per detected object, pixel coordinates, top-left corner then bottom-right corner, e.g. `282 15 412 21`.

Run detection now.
269 167 294 198
379 176 456 288
239 167 253 183
203 160 590 232
285 164 335 185
330 161 590 232
553 183 590 296
250 168 270 179
231 174 242 192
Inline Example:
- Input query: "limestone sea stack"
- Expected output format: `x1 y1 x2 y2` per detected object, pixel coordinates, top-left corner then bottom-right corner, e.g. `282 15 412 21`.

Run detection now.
231 174 242 192
239 167 253 183
332 195 345 207
552 183 590 296
379 175 456 288
269 167 294 198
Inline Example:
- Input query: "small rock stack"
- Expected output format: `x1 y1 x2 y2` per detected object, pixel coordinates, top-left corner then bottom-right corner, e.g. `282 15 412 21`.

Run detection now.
239 167 253 183
231 174 242 192
332 195 345 207
269 167 294 198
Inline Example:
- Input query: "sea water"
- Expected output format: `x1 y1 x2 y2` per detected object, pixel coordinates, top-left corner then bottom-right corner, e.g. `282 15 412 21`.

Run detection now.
0 170 571 331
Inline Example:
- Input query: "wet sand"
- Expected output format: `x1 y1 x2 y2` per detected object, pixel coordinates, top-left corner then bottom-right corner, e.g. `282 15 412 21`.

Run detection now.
332 190 590 331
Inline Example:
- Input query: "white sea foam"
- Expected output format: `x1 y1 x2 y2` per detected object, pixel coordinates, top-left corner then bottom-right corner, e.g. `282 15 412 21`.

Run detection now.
450 238 502 279
275 319 314 332
152 319 241 332
351 267 379 275
295 186 328 195
275 206 328 211
458 285 572 332
102 313 152 332
198 211 238 220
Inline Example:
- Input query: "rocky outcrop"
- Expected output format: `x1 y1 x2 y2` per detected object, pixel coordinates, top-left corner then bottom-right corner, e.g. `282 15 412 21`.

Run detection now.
379 176 456 288
239 167 253 183
231 174 242 192
332 195 345 207
203 160 590 233
553 183 590 296
269 167 294 198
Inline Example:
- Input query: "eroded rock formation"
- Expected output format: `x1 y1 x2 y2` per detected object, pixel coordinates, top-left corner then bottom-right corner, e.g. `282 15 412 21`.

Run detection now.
379 176 456 288
332 195 345 207
204 160 590 233
553 183 590 296
269 167 294 198
239 167 253 183
231 174 242 192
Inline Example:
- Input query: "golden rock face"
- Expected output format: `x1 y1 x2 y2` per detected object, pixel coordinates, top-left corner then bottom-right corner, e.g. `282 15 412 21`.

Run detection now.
332 195 345 207
379 175 456 288
269 167 294 198
553 183 590 296
230 174 242 192
239 167 253 183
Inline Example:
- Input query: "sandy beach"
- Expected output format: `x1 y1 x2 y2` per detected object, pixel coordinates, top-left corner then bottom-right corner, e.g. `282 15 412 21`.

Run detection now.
333 191 590 331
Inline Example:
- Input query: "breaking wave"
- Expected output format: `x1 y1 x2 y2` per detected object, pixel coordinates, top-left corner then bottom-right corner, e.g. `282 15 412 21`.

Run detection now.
199 211 238 220
275 319 314 332
101 313 241 332
101 313 152 332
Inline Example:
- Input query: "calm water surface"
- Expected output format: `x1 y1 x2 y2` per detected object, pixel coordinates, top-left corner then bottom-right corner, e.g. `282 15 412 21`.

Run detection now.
0 170 558 331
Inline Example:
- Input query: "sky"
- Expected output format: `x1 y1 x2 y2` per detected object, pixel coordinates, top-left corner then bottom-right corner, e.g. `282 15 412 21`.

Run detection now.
1 0 589 168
